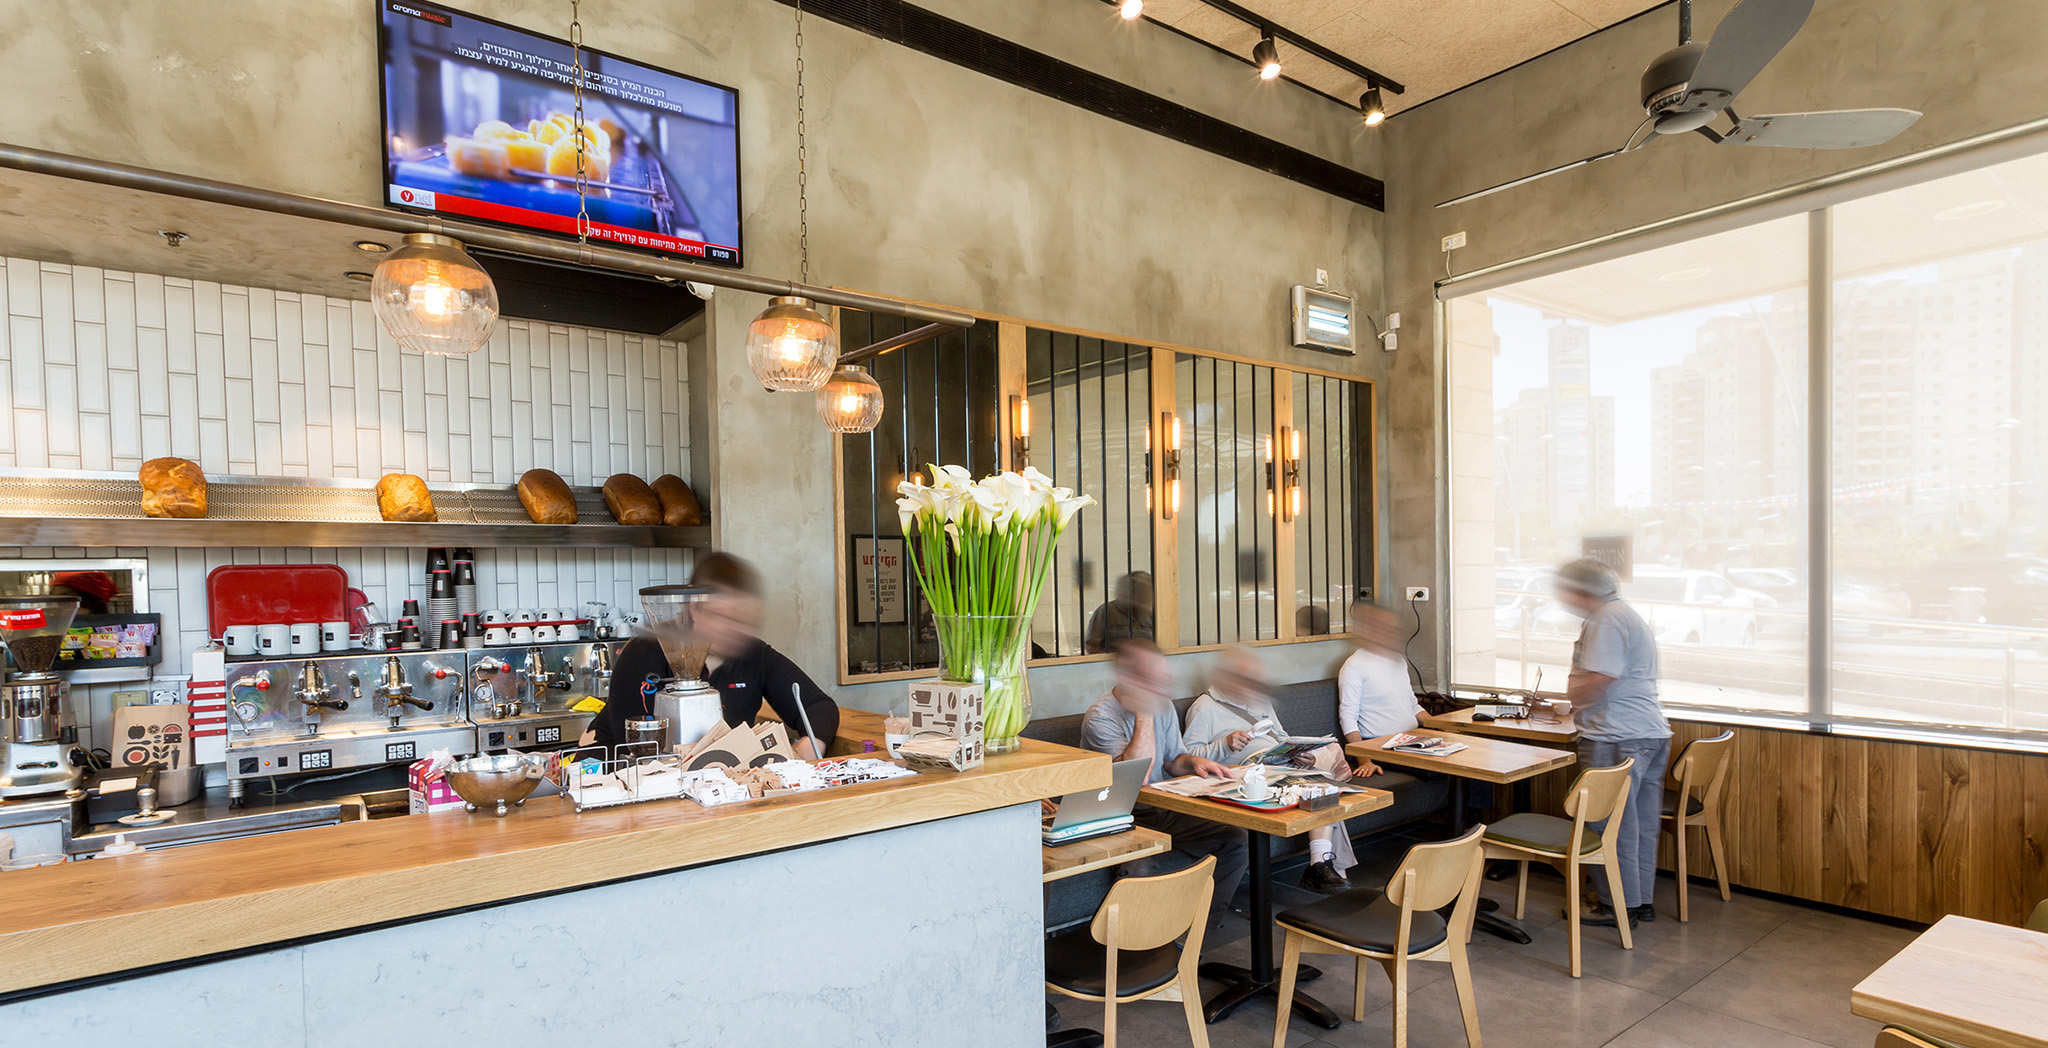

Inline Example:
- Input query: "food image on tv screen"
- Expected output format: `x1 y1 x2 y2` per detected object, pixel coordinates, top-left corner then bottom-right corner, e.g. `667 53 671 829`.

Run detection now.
379 1 741 266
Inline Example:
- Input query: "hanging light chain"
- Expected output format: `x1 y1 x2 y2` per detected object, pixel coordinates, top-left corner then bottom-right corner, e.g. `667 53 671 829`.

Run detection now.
570 0 591 245
795 0 809 286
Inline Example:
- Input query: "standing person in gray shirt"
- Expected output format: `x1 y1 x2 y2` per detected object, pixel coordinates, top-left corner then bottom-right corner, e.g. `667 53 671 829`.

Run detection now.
1556 557 1670 929
1079 639 1246 933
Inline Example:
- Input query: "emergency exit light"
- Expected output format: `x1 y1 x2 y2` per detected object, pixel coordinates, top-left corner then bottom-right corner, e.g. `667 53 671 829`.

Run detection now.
1291 285 1356 355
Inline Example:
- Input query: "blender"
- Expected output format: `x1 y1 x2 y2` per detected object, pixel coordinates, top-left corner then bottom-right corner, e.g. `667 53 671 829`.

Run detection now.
634 586 723 753
0 595 88 798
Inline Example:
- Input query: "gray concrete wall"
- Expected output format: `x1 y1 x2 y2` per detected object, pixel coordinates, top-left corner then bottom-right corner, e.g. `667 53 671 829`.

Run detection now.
0 0 1388 715
1380 0 2048 684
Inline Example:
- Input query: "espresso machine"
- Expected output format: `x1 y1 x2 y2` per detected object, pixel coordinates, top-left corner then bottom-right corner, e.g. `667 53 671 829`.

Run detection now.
0 595 89 798
630 585 724 754
469 641 621 752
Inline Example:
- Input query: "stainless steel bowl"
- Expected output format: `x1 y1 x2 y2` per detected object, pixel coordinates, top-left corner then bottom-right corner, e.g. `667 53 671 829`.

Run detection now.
443 753 546 816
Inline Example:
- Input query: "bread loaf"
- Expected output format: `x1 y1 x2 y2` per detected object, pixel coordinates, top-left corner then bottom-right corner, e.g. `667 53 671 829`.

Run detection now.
376 473 438 522
139 458 207 518
601 474 661 525
516 468 578 524
651 474 703 526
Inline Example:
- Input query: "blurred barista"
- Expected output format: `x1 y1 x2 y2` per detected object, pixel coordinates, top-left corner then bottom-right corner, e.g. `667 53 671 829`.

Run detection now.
591 553 839 758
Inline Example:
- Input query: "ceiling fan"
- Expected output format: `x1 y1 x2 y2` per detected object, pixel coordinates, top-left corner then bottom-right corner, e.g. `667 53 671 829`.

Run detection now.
1436 0 1922 207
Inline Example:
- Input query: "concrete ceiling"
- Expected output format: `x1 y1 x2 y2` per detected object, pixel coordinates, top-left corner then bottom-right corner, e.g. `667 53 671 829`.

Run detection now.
1131 0 1667 115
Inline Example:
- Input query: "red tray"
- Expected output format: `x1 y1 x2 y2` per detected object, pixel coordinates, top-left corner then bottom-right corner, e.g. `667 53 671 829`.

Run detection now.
206 564 350 637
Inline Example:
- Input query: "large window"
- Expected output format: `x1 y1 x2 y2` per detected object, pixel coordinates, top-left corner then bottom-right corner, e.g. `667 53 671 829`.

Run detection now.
1449 146 2048 742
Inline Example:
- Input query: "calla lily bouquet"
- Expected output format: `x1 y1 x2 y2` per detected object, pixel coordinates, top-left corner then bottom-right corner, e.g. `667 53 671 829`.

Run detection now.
898 465 1094 749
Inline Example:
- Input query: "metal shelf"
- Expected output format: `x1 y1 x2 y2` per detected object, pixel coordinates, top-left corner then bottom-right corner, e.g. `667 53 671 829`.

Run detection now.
0 469 710 550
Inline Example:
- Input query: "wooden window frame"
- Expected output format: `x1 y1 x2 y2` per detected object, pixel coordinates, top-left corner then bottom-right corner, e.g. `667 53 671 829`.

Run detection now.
830 301 1377 686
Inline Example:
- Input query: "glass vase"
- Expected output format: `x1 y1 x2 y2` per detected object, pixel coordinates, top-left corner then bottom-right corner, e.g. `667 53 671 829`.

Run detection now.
932 613 1034 754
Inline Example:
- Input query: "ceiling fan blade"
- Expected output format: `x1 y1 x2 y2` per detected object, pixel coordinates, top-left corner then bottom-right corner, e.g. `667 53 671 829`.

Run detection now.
1677 0 1815 110
1435 146 1628 208
1719 108 1922 148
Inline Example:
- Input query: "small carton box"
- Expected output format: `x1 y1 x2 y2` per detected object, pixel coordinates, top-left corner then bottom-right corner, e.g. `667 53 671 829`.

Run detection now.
903 680 984 771
407 758 465 814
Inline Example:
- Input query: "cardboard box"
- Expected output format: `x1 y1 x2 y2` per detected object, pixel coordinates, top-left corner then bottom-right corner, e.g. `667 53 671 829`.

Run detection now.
407 758 465 814
903 680 984 771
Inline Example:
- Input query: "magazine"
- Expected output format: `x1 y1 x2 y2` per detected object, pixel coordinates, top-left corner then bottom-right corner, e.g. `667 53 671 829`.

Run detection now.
1380 732 1469 757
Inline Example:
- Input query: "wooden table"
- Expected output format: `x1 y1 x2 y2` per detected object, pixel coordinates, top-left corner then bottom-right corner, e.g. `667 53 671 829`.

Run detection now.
1852 915 2048 1048
1042 825 1171 882
1349 732 1576 944
1424 707 1581 746
1139 783 1392 1031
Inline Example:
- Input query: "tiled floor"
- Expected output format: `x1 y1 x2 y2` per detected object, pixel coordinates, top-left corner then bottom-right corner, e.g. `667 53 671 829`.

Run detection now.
1048 833 1920 1048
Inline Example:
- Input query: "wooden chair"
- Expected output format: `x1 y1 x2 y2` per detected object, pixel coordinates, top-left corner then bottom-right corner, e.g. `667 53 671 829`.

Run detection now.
1044 856 1214 1048
2026 899 2048 934
1268 825 1488 1048
1482 758 1636 977
1874 1024 1958 1048
1660 730 1735 922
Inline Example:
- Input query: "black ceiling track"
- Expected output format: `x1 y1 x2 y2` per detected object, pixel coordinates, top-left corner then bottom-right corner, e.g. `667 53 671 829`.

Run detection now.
771 0 1384 212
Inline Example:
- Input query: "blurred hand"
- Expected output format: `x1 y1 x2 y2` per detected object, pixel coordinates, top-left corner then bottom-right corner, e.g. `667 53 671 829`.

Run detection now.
1042 799 1059 816
1225 730 1253 752
1355 760 1384 778
1187 755 1233 779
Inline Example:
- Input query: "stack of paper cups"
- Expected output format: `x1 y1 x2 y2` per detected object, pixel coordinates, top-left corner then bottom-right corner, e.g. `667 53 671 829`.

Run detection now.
454 550 479 619
425 569 457 650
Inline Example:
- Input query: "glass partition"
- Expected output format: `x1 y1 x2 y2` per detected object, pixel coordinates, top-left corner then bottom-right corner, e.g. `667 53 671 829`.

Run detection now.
1175 353 1277 646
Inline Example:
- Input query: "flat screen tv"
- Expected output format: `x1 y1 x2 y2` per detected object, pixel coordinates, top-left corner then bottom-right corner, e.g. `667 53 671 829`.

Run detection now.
378 1 742 267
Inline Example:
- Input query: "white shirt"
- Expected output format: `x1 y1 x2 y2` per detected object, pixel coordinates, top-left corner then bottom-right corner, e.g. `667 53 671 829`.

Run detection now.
1337 648 1423 740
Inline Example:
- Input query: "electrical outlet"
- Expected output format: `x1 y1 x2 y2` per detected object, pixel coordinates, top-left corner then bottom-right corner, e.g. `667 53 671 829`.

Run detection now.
1386 311 1401 330
111 690 150 708
1441 231 1467 252
1314 268 1330 287
1381 332 1398 352
1404 586 1430 602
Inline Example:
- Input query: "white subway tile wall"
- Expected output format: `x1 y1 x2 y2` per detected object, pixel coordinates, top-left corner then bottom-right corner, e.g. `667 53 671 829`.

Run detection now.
0 258 694 746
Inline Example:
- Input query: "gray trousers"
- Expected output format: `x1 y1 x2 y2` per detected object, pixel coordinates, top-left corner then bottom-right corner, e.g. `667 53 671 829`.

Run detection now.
1130 808 1250 935
1576 736 1670 911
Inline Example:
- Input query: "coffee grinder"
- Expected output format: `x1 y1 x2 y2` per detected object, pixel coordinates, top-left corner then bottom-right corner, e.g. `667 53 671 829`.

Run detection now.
0 595 88 798
633 586 723 752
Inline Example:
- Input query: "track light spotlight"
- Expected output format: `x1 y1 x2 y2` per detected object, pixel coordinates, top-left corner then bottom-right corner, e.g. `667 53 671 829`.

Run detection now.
1361 84 1386 126
1253 34 1281 80
1119 0 1143 20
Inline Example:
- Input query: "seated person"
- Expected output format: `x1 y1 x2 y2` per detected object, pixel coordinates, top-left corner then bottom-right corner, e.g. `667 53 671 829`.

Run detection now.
1079 638 1245 933
1084 571 1155 654
1182 646 1382 893
1338 601 1428 744
592 552 839 759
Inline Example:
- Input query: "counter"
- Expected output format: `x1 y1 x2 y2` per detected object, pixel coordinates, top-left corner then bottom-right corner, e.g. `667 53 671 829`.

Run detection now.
0 710 1107 1045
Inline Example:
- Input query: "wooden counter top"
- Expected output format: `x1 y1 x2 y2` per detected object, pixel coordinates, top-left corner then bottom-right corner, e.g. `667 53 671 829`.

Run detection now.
0 711 1105 999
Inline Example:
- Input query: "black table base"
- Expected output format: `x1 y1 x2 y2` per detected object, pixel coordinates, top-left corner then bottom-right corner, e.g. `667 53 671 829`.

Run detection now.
1444 777 1535 944
1201 827 1345 1030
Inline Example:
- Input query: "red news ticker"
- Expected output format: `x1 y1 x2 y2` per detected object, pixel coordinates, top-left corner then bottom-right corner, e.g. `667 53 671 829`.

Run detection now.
416 190 734 260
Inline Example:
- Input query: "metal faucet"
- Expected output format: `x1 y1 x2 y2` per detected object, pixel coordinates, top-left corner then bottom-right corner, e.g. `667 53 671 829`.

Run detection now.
475 657 520 719
524 647 572 709
294 661 347 735
592 642 615 684
376 655 433 729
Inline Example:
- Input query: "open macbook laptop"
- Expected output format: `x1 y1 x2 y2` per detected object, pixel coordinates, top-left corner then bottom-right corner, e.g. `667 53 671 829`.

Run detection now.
1041 757 1151 845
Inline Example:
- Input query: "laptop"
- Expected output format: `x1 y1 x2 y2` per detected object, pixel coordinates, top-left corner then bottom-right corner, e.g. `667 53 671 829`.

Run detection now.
1042 757 1151 845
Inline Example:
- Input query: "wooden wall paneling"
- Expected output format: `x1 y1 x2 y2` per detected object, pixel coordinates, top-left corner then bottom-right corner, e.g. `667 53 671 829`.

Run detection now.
1821 734 1871 912
1786 730 1827 900
2020 754 2048 920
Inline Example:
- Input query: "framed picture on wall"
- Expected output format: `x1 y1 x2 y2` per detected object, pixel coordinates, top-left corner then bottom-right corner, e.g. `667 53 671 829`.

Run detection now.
850 536 907 625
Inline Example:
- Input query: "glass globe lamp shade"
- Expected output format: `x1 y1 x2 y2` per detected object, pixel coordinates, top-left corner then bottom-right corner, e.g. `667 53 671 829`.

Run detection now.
370 233 499 356
816 365 884 433
746 295 838 391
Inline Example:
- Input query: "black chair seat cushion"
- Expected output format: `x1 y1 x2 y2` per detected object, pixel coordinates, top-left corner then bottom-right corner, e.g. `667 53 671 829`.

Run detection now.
1661 788 1704 817
1044 927 1183 998
1276 888 1448 955
1485 811 1600 856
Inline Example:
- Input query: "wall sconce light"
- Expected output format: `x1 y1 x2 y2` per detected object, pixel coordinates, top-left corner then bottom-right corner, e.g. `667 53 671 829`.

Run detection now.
1160 411 1182 520
1264 434 1276 517
1279 425 1303 522
1011 394 1031 470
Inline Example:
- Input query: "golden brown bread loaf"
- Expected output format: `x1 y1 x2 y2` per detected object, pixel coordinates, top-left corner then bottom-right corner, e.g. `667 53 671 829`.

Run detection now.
516 468 578 524
138 458 207 518
651 474 703 526
375 474 437 522
602 474 661 525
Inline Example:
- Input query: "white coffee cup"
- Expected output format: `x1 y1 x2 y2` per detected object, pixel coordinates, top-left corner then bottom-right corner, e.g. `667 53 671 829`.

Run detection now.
320 621 351 652
223 625 260 657
533 624 557 643
288 623 321 655
256 624 291 655
511 610 537 624
485 626 511 645
509 625 534 644
482 610 507 625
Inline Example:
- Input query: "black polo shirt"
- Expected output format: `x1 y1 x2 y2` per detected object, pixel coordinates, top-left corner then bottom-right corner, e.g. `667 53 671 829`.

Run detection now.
591 635 840 752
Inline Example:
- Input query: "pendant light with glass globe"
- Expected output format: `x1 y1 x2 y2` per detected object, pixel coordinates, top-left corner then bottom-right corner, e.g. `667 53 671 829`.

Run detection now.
746 0 842 397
